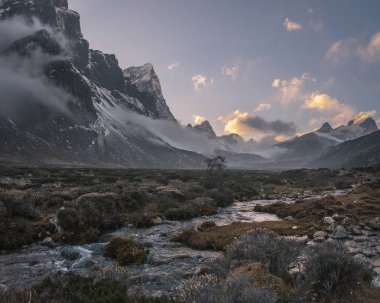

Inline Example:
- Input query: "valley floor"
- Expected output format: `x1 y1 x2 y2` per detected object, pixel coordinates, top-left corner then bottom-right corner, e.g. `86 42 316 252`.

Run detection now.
0 167 379 302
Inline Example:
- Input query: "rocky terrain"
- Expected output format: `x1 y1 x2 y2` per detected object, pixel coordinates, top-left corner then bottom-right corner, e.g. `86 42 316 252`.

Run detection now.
0 166 379 302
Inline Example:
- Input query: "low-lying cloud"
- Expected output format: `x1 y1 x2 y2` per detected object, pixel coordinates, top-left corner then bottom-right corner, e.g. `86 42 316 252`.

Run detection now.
0 17 71 117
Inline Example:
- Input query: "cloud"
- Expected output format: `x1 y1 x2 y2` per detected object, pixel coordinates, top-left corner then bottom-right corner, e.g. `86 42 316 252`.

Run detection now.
167 60 179 70
272 79 280 88
273 73 313 104
284 17 302 31
255 103 271 112
358 31 380 63
324 39 357 64
192 115 206 125
221 65 238 81
303 93 355 126
325 31 380 65
0 17 71 117
223 110 297 139
351 110 377 123
191 74 214 91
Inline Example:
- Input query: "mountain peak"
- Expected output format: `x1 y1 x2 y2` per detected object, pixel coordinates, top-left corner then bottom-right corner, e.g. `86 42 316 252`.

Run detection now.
318 122 333 133
348 113 373 126
189 120 216 139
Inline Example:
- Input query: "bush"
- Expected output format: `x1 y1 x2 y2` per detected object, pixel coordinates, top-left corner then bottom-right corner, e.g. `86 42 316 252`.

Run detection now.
103 236 147 266
301 241 372 302
227 229 304 282
0 273 175 303
206 188 234 207
179 274 278 303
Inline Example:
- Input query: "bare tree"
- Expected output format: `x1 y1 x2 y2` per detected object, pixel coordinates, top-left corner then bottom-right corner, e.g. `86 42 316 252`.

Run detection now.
205 155 227 188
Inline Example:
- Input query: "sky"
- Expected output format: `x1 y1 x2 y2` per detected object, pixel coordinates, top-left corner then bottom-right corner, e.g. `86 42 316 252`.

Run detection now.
70 0 380 141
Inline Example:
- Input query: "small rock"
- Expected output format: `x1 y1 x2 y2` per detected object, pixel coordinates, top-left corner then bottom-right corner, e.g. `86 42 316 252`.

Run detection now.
42 237 52 243
291 226 299 230
313 231 328 239
363 226 372 231
363 249 377 258
284 216 293 221
330 225 349 240
151 216 163 225
348 225 362 236
322 216 334 225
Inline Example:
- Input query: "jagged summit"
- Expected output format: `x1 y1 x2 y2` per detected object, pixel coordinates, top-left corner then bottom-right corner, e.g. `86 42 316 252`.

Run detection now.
123 63 176 121
187 120 216 139
317 122 333 133
0 0 200 168
348 114 378 132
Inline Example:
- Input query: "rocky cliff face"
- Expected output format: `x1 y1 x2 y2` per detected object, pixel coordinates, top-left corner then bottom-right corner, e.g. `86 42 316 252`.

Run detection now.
0 0 203 168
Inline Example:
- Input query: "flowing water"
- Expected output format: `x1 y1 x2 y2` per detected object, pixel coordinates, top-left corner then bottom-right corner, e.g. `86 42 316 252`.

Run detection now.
0 188 357 295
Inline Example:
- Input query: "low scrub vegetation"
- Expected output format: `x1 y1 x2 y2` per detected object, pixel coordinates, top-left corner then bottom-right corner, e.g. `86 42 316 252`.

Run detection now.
300 242 372 302
103 236 148 266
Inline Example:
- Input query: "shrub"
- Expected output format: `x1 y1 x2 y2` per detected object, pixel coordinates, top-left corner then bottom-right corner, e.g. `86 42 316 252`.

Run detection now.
179 274 278 303
57 207 81 231
165 205 197 220
206 188 234 207
301 241 372 302
103 236 147 266
227 229 304 282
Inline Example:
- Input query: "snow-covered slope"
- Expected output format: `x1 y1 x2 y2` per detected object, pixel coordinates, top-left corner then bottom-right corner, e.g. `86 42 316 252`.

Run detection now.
0 0 203 168
275 115 378 166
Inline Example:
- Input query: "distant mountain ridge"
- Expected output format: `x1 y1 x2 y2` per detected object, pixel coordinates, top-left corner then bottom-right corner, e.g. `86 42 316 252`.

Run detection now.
313 130 380 168
274 115 378 166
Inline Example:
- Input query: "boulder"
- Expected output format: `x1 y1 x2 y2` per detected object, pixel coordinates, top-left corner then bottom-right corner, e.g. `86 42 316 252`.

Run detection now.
330 225 349 239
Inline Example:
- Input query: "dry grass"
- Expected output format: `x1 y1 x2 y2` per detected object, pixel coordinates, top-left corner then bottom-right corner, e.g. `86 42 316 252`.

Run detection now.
172 221 308 250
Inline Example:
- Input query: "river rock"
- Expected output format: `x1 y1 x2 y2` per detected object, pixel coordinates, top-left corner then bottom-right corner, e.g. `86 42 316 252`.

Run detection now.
348 225 362 236
313 231 328 239
363 248 377 258
368 217 380 230
323 216 334 225
284 216 293 221
330 225 349 239
151 216 163 225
